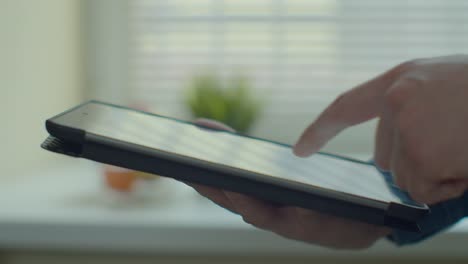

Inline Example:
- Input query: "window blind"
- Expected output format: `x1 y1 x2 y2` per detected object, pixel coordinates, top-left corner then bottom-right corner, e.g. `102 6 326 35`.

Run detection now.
126 0 468 152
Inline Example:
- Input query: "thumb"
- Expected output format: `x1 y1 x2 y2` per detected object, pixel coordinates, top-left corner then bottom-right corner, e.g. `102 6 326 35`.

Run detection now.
194 118 235 132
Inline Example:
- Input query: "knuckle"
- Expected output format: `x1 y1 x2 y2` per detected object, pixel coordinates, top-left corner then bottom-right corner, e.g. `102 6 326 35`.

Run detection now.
393 59 419 75
384 77 422 112
383 85 409 112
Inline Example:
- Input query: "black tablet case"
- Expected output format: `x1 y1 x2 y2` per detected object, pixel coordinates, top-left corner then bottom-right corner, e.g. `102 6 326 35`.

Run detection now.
41 101 429 232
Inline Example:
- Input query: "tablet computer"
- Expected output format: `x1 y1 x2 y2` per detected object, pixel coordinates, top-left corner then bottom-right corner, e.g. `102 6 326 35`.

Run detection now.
41 101 429 231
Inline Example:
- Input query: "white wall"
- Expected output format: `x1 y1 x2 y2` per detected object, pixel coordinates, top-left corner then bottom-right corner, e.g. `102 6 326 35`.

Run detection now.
82 0 130 105
0 0 83 178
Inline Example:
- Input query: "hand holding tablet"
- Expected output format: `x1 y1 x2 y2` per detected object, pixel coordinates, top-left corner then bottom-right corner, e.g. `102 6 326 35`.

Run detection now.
188 119 392 250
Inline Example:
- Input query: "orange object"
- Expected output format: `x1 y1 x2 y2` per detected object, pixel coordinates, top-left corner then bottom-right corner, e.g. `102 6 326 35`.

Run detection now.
103 103 161 192
104 166 138 192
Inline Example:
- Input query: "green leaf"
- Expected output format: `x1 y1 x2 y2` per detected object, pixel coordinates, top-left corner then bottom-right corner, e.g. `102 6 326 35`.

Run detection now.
184 73 264 133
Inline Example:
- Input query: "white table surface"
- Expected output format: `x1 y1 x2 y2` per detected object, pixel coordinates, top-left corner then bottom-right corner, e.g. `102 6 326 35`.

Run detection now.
0 159 467 257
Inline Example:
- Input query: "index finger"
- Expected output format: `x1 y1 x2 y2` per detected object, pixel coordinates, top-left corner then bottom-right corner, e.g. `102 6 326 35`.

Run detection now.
293 65 403 157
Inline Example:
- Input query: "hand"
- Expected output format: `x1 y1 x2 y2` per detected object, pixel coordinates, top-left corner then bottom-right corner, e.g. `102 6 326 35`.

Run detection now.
188 118 390 250
294 55 468 205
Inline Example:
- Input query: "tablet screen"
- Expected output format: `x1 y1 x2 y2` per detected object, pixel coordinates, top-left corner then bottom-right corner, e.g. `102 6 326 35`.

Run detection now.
54 102 414 205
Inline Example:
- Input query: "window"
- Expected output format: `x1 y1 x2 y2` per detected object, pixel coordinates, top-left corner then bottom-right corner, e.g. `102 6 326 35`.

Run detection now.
86 0 468 155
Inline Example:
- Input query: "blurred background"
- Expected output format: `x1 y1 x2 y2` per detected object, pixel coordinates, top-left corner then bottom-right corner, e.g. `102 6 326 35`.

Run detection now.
1 0 468 263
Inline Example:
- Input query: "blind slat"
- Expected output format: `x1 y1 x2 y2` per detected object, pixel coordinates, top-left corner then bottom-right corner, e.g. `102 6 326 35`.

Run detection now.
126 0 468 148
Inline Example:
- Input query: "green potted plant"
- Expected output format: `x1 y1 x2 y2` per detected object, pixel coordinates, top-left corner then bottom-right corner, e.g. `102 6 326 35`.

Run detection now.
185 73 263 134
